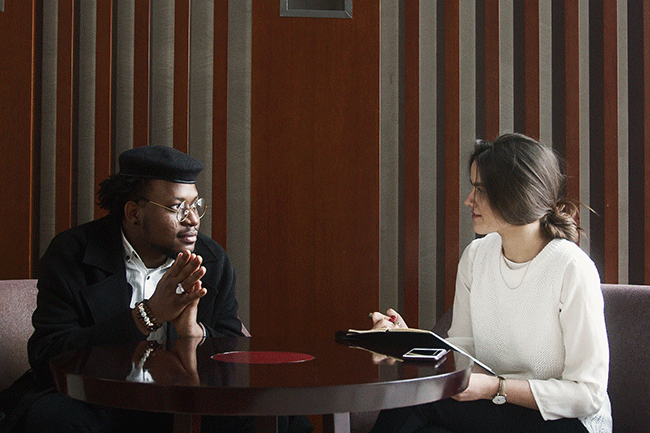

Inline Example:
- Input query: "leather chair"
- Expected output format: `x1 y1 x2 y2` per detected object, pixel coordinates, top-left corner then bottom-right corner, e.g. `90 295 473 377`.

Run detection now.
0 279 37 392
601 284 650 433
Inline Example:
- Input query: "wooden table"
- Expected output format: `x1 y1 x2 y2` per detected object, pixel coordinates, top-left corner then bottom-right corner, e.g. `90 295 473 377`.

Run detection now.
50 334 472 432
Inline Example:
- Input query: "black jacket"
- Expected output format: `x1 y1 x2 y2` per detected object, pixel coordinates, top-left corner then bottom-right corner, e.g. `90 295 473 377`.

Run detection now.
0 215 243 432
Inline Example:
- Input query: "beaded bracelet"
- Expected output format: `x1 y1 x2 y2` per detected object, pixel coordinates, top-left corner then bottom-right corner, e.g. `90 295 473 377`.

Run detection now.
135 300 162 333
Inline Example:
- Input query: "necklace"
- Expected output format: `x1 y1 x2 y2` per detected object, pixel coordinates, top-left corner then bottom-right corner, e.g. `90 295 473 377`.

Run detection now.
499 249 532 290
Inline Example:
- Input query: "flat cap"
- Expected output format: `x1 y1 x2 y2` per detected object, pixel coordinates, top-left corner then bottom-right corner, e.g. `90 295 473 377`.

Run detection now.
118 145 203 184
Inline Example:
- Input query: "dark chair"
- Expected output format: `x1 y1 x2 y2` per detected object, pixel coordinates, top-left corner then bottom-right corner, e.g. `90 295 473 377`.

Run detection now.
601 284 650 433
0 279 37 392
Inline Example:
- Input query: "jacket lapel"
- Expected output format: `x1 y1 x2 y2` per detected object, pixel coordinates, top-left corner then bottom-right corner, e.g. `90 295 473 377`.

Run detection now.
81 216 133 324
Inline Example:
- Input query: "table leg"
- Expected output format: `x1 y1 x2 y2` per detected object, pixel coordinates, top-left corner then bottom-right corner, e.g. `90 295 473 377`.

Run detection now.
323 413 351 433
173 414 201 433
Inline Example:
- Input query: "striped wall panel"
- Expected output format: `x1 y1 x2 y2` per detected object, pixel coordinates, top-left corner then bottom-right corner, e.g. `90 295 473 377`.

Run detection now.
406 0 650 325
4 0 649 330
0 0 39 279
94 0 114 219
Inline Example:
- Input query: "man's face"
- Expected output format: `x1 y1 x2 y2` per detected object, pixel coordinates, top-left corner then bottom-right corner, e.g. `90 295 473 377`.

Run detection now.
134 179 201 265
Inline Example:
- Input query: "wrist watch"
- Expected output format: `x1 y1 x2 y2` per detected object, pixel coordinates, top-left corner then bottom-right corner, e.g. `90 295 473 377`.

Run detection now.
492 376 507 405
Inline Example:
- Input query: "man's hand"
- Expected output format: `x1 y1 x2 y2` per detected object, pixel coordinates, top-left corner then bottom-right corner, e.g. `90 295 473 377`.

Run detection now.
172 296 203 337
145 250 207 325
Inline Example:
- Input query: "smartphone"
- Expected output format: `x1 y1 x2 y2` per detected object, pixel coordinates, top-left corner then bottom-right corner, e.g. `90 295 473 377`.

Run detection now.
402 348 449 361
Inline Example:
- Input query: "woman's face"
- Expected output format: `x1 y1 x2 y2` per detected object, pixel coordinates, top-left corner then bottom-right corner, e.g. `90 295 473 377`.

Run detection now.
464 162 506 235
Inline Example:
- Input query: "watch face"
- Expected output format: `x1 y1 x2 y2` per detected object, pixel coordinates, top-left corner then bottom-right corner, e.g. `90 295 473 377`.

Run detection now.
492 395 507 405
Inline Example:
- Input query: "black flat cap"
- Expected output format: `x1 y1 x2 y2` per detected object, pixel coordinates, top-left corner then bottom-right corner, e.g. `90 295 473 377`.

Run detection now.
118 145 203 184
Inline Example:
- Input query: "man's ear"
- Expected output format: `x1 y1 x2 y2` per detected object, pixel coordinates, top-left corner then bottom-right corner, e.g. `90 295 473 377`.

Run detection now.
124 201 141 225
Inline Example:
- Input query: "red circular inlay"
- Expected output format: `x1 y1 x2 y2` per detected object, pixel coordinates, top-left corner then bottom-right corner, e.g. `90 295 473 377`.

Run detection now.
211 351 315 364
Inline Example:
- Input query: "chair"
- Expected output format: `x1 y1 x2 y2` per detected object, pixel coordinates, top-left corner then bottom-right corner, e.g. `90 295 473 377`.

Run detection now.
0 279 37 392
601 284 650 433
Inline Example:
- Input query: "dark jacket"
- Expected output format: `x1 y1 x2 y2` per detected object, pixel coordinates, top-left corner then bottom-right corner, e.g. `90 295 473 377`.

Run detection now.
0 215 243 432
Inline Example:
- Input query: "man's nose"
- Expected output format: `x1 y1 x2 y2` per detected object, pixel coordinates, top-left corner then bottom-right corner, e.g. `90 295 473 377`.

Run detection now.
183 208 200 226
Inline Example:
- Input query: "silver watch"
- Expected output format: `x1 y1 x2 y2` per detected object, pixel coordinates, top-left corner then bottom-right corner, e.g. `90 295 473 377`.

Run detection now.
492 376 507 405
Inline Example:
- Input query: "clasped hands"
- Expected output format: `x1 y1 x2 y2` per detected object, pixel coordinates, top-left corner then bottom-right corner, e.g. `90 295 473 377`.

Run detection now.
142 250 207 337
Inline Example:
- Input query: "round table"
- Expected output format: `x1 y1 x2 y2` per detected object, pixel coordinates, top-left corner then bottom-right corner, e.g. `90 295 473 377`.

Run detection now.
50 335 473 432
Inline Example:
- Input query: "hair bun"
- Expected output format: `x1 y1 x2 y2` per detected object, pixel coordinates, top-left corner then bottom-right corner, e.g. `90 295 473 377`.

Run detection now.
541 200 580 243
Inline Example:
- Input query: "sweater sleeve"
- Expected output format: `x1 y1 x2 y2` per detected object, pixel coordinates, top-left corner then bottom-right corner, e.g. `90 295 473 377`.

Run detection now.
446 241 477 356
528 257 610 420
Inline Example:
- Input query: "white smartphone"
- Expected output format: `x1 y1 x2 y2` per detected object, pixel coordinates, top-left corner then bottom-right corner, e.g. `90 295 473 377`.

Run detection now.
402 348 449 361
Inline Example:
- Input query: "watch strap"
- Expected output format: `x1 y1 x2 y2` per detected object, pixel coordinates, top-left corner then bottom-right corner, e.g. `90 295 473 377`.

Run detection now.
492 375 507 404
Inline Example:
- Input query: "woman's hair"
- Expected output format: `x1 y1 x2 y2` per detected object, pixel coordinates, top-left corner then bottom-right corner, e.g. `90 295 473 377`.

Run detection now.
97 175 149 219
469 133 581 243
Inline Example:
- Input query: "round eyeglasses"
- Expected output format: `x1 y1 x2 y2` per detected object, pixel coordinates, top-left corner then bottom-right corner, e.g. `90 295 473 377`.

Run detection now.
141 197 207 223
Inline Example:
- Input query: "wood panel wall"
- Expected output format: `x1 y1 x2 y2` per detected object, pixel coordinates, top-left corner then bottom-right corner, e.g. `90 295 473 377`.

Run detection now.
3 0 650 336
0 0 40 278
404 0 650 316
249 2 381 339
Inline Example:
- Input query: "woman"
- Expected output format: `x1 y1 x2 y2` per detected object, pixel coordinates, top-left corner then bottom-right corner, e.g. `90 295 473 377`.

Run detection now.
370 134 611 433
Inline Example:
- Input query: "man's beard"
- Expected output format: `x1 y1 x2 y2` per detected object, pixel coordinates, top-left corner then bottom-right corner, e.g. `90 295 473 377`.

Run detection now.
149 242 176 260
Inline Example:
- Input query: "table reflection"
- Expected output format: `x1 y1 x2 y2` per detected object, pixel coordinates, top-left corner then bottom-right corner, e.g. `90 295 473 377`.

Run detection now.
51 335 472 417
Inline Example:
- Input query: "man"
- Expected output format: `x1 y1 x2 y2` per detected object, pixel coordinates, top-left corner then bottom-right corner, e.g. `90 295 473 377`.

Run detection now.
3 146 311 432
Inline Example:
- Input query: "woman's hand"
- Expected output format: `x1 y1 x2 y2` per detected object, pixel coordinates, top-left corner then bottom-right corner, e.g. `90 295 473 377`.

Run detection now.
452 374 539 410
369 308 408 330
452 373 499 402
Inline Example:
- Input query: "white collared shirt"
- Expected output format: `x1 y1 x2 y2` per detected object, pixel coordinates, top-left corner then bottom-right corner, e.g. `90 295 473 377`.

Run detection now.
121 230 174 342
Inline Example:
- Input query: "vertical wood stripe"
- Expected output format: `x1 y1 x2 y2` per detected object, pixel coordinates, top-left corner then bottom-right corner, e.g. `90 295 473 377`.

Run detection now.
499 1 514 131
55 0 76 234
212 0 228 248
443 1 460 310
173 0 190 153
484 0 499 139
564 1 580 203
645 1 650 284
133 0 150 147
538 0 552 146
524 0 540 138
578 0 590 257
603 0 619 283
28 0 38 276
627 0 642 283
0 0 38 278
617 0 628 284
403 1 420 327
94 0 114 218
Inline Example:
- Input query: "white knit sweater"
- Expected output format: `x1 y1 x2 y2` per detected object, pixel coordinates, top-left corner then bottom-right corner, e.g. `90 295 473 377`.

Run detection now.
448 233 612 433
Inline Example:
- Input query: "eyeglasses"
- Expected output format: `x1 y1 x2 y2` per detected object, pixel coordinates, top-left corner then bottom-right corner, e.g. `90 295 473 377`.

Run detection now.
141 197 207 223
